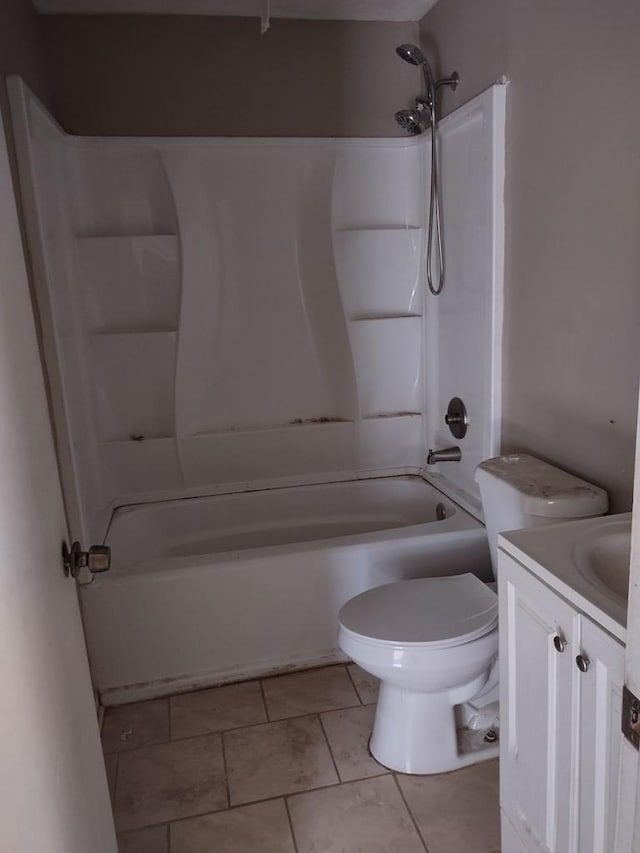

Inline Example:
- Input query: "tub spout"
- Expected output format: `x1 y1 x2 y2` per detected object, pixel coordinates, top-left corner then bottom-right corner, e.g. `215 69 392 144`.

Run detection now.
427 446 461 465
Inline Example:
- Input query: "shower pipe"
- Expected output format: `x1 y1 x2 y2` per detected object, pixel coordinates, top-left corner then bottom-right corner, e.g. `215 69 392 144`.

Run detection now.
395 44 459 296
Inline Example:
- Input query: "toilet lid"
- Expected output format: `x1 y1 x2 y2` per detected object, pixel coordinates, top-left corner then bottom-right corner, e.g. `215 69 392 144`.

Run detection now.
338 574 498 648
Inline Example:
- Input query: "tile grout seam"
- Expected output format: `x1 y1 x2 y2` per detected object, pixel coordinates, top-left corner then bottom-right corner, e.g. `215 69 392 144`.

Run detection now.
344 663 366 706
283 796 301 853
258 677 271 722
114 772 403 837
392 773 432 853
317 712 342 784
219 730 231 810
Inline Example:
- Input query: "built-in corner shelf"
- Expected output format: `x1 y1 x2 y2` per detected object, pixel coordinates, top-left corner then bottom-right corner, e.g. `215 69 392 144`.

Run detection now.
362 412 422 420
100 435 183 495
76 233 180 335
76 232 178 241
349 313 421 322
89 331 177 443
334 226 423 320
89 326 177 337
102 433 175 444
189 417 356 439
349 316 421 418
334 225 422 233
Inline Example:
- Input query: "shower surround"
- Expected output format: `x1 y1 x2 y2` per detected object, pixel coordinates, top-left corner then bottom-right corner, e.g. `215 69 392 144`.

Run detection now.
10 79 505 701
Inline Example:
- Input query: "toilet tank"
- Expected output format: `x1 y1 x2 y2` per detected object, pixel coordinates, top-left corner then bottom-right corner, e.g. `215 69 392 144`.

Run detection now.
475 454 609 574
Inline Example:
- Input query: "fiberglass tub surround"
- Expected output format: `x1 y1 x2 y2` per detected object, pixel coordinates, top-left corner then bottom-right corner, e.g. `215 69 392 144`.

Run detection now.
10 79 505 701
12 80 505 544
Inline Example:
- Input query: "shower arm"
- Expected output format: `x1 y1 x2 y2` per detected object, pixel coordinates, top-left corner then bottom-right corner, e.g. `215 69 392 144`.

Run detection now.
435 72 459 92
416 70 459 119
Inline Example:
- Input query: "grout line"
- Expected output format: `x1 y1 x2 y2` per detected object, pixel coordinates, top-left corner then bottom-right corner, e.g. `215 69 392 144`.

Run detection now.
107 702 367 766
219 731 231 809
166 705 364 747
284 796 301 853
117 773 408 837
227 773 396 812
166 821 170 853
317 712 342 783
392 773 431 853
258 678 271 722
267 701 363 725
117 804 228 835
116 822 171 844
104 704 365 760
344 662 365 706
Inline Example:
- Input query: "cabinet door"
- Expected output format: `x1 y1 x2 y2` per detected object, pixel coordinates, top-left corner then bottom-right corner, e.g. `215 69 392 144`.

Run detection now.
574 616 624 853
499 551 578 853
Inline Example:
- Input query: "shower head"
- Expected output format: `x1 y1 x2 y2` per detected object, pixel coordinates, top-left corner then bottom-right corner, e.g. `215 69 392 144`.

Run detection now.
396 43 427 66
396 42 437 99
394 109 424 135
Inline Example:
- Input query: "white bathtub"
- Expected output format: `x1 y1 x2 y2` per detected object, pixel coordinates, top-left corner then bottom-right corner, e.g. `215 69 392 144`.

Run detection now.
81 476 491 705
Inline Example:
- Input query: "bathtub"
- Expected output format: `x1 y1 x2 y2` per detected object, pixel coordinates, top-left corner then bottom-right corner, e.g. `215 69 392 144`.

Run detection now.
81 475 491 705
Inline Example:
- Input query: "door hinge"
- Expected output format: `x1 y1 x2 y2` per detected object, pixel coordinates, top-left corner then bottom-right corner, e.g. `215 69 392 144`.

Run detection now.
622 685 640 750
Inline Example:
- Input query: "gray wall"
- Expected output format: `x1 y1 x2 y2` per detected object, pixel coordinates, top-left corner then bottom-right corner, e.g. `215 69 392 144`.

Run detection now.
421 0 640 512
40 15 419 137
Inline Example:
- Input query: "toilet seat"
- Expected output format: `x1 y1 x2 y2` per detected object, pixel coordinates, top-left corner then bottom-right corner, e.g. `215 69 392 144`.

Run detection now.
338 573 498 649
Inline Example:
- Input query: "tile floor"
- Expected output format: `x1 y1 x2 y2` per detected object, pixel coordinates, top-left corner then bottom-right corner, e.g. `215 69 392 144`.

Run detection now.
103 664 501 853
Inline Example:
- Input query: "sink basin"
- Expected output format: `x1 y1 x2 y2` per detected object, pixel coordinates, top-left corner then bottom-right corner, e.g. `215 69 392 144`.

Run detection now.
572 517 632 603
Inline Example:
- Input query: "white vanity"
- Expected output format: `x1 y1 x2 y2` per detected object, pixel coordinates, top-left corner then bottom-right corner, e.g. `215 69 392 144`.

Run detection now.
498 513 631 853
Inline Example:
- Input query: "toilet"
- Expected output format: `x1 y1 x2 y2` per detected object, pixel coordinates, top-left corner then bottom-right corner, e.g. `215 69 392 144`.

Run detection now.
338 454 608 775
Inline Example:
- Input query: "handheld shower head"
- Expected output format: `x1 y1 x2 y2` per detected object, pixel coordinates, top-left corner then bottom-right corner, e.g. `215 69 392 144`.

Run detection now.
396 42 437 101
394 42 460 297
394 109 424 135
396 43 427 66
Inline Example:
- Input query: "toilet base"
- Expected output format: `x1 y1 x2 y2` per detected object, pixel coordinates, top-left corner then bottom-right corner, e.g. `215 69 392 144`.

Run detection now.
369 680 499 774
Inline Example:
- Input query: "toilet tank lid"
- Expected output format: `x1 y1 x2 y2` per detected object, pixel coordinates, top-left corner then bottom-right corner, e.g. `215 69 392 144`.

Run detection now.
475 454 608 518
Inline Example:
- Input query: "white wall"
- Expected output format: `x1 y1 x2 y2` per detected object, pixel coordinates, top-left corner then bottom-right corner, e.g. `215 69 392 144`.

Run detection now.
0 111 117 853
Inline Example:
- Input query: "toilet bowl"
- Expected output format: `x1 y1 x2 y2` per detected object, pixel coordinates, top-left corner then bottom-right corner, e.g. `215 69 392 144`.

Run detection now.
338 573 499 774
338 453 609 775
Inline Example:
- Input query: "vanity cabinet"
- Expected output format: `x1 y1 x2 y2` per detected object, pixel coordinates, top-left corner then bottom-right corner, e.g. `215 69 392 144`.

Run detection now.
498 549 624 853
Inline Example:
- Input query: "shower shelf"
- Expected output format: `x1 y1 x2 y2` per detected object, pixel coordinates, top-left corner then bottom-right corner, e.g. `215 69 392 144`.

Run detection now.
89 330 177 342
77 233 181 336
334 225 422 233
101 434 176 444
75 232 179 241
362 412 422 420
349 314 421 322
188 419 356 438
88 326 178 336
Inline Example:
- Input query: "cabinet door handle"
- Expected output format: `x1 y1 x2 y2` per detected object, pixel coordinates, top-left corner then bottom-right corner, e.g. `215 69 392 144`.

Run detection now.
553 633 567 653
576 653 590 672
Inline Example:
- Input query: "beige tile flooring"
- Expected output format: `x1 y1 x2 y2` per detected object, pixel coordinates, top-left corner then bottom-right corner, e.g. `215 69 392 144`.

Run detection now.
103 664 501 853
